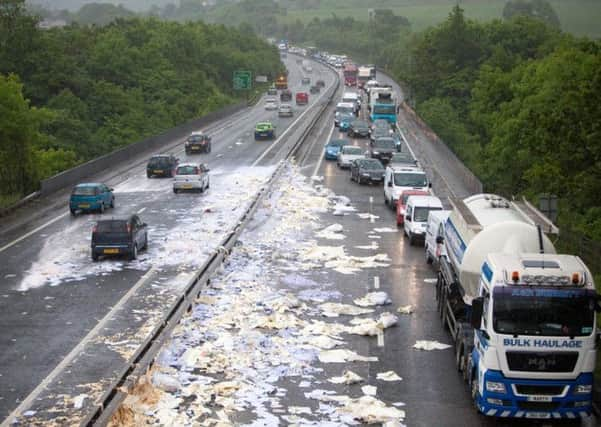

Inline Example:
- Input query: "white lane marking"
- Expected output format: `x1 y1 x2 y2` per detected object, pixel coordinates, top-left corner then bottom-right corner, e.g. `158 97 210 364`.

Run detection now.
252 82 333 167
0 266 158 427
310 124 336 179
377 330 385 347
0 212 68 254
374 276 380 289
137 207 146 214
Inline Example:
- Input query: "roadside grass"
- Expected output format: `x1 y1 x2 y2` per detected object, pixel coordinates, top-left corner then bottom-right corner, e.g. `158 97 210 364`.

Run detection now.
280 0 601 38
0 193 21 209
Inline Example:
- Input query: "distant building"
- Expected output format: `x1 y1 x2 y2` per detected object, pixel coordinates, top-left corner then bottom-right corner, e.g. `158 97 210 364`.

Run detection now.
38 19 68 29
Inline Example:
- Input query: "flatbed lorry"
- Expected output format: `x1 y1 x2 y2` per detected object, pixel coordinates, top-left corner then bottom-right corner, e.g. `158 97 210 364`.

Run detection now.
436 194 599 420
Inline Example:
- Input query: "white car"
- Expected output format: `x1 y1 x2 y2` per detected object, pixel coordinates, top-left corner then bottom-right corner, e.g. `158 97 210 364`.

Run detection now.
278 103 293 117
384 165 430 207
264 98 278 110
337 145 365 168
173 163 210 193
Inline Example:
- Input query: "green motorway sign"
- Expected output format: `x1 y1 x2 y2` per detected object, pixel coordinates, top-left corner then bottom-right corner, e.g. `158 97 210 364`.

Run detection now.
233 70 252 90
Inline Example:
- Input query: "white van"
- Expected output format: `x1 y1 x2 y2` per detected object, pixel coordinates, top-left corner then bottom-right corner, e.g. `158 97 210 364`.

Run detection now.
424 210 450 264
342 91 360 112
403 195 443 245
334 102 356 126
383 165 429 207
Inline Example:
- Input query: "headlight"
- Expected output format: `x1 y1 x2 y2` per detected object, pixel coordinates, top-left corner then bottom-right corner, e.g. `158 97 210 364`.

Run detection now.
373 151 380 155
485 381 506 394
574 384 593 394
361 172 370 176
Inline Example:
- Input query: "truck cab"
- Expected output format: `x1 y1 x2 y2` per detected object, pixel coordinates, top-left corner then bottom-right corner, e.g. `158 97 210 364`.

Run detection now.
383 165 429 207
467 253 598 420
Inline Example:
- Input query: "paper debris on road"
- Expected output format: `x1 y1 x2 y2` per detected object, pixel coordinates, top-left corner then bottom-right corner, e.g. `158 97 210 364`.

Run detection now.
397 305 413 315
413 340 452 351
337 395 405 424
373 227 398 233
288 406 312 415
317 224 346 240
319 302 374 317
423 278 438 283
357 213 380 221
328 370 363 385
361 385 377 396
319 349 378 363
377 371 403 382
354 291 391 307
348 313 397 336
304 335 344 349
72 393 88 409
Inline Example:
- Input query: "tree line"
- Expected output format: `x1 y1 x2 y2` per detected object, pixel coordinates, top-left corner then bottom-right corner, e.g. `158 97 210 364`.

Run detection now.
0 0 283 203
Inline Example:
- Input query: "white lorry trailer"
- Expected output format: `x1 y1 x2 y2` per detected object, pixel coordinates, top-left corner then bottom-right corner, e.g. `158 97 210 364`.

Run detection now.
436 194 598 420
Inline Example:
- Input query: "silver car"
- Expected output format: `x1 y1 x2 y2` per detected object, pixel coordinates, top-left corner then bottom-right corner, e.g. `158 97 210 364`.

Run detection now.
173 163 210 193
337 145 365 169
278 103 293 117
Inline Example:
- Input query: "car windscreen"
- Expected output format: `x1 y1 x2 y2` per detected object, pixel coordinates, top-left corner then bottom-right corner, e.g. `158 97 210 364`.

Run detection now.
187 135 204 142
176 166 199 175
72 186 97 196
353 120 369 129
360 159 383 170
343 147 363 155
394 173 428 187
414 206 442 223
374 139 396 149
96 220 128 233
148 158 170 167
336 106 354 114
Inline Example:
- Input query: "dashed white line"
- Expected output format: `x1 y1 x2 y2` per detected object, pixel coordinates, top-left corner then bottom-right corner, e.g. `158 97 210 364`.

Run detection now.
377 330 385 347
137 207 147 214
310 124 335 179
0 212 69 254
374 276 380 289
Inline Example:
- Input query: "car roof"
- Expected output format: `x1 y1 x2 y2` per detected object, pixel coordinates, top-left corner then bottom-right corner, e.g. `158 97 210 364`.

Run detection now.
266 97 277 102
75 182 103 187
336 102 354 108
406 195 442 207
150 154 173 158
388 165 424 173
280 103 292 108
428 209 451 222
257 122 272 126
177 162 199 168
97 216 133 223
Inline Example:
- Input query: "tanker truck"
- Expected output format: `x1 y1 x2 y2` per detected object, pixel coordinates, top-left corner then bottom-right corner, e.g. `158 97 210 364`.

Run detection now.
436 194 599 420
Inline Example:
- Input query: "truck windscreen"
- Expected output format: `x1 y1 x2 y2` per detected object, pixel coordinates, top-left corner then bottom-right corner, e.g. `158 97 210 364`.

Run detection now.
374 105 396 115
493 287 595 337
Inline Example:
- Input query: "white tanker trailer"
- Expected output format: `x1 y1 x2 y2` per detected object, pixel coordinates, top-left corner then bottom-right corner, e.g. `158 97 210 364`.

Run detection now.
436 194 598 420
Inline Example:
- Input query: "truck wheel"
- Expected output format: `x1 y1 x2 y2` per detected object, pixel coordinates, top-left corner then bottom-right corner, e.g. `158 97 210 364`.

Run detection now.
425 246 434 264
70 208 77 216
92 251 99 262
384 196 388 205
408 233 415 246
455 342 465 374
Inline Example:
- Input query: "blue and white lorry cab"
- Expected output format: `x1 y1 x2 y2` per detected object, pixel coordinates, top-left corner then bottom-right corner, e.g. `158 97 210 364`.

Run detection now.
368 86 397 125
435 194 599 420
469 253 598 420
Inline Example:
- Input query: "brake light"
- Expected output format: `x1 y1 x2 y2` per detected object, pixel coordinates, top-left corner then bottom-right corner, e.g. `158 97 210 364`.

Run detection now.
127 224 131 234
92 224 97 233
511 271 520 282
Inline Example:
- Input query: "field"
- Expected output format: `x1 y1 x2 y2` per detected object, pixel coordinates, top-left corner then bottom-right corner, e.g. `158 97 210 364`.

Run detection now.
280 0 601 38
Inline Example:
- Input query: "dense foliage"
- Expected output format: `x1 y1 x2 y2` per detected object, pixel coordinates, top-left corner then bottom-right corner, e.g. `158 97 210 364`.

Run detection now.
393 6 601 239
0 0 283 201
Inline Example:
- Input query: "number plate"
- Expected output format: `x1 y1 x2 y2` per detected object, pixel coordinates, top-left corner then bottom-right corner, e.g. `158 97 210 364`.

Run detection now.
103 248 119 254
154 170 162 173
78 204 90 208
527 395 552 402
181 184 193 189
525 412 551 419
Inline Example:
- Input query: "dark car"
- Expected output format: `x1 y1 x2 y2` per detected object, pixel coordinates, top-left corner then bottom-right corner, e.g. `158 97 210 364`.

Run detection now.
301 77 311 85
371 119 391 132
389 152 418 167
370 137 397 163
147 154 178 178
350 158 386 184
280 89 292 102
316 79 326 88
91 215 148 261
267 86 277 96
370 125 392 142
310 85 320 94
185 131 212 154
347 119 370 138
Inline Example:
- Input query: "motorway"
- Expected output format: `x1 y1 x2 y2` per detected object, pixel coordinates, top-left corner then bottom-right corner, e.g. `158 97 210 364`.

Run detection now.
1 54 596 426
0 55 336 424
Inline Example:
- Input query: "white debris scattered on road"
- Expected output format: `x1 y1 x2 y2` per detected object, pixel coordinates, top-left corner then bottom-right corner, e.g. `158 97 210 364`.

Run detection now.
413 340 452 351
362 385 377 396
337 395 405 425
319 302 374 317
355 241 379 250
316 224 346 240
72 394 88 409
372 227 398 233
318 349 378 363
377 371 403 382
311 175 324 182
328 370 364 385
424 278 438 283
348 312 398 336
354 291 391 307
397 305 414 314
357 213 380 221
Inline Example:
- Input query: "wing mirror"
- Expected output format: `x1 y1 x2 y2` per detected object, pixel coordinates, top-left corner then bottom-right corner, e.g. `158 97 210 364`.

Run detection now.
436 236 444 245
387 181 392 188
405 215 411 221
109 188 114 192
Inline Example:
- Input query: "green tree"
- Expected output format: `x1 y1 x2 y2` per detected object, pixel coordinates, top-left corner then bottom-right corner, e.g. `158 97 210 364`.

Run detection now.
503 0 561 29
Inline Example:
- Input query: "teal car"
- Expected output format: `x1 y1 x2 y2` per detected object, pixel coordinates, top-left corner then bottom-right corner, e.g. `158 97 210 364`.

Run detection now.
325 139 350 160
69 183 114 216
338 114 354 132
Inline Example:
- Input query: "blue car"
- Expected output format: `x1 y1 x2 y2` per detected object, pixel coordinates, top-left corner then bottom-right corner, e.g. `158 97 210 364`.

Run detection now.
69 183 114 216
338 114 354 132
324 139 350 160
